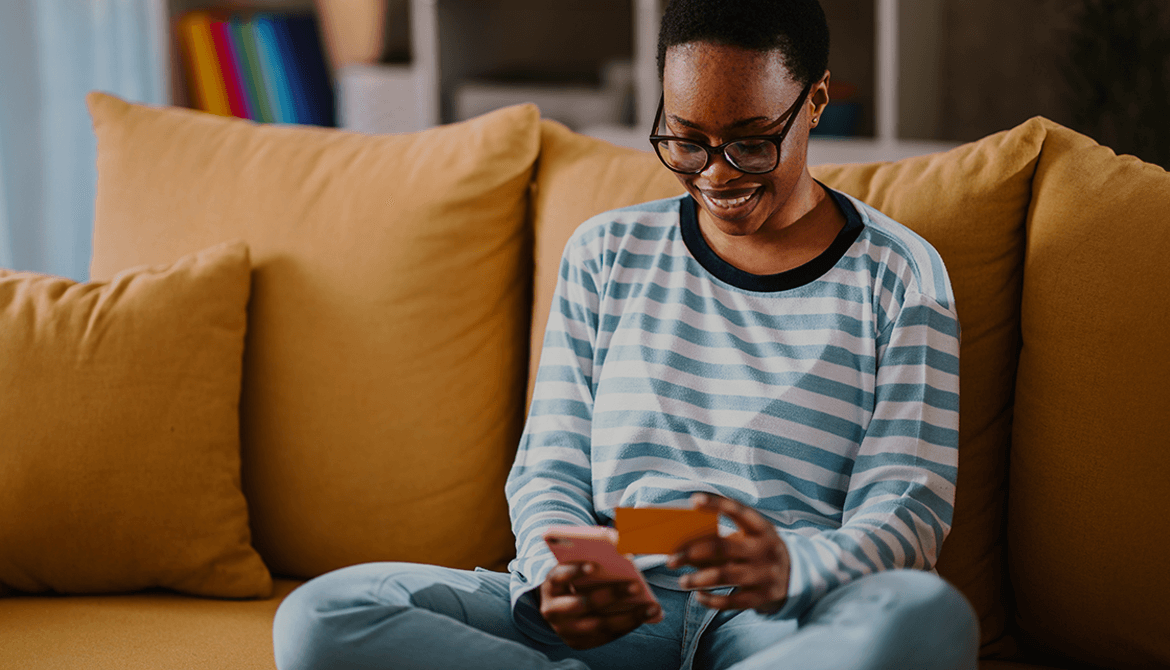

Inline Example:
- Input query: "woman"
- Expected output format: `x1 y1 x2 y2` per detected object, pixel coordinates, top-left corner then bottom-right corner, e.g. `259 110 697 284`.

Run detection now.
273 1 978 668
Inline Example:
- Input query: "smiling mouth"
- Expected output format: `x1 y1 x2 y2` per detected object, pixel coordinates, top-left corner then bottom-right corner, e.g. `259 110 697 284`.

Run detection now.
700 188 761 214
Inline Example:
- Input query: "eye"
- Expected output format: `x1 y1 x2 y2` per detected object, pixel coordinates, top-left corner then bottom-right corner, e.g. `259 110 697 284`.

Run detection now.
730 139 770 156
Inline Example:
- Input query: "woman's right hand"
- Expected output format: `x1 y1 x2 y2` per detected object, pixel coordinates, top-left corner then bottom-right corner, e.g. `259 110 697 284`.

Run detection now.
538 562 661 650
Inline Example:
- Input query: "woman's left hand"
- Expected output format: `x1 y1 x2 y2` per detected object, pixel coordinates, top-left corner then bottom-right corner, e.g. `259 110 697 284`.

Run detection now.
666 493 791 613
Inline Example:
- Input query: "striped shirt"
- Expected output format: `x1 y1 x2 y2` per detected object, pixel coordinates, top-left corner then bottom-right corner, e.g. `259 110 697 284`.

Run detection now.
506 188 960 627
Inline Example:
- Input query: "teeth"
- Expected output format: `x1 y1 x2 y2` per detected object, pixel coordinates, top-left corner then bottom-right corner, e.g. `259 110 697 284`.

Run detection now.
705 192 754 208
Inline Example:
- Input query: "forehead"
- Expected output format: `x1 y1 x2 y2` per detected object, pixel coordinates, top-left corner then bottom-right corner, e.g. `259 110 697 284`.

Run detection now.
662 42 800 122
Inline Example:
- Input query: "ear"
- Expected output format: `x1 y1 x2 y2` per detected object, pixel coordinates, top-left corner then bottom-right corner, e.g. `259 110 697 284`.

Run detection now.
808 70 832 129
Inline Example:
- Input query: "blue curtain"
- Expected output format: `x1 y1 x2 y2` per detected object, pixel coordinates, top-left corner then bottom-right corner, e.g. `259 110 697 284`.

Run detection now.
0 0 165 281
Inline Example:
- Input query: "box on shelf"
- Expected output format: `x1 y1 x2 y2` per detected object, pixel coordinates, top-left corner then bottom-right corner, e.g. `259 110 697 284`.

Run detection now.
337 63 421 134
454 60 633 131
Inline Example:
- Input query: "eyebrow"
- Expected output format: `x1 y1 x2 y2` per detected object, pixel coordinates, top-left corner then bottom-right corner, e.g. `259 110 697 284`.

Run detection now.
666 112 787 134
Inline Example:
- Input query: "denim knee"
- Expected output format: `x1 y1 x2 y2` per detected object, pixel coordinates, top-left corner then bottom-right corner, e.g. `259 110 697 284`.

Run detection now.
823 569 980 670
272 563 417 670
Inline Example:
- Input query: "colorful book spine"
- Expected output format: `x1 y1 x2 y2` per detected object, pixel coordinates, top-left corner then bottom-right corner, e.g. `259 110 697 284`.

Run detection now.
176 11 231 117
208 15 251 119
287 14 336 127
270 16 312 124
228 17 267 122
253 15 298 124
177 10 335 127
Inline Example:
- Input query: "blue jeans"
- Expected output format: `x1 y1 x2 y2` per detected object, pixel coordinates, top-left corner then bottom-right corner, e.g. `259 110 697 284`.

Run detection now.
273 563 978 670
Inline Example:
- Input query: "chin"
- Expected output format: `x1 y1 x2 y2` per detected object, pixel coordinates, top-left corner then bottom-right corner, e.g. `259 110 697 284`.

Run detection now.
693 192 770 237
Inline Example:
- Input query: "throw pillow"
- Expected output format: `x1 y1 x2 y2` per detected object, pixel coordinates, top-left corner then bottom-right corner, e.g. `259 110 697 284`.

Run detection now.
87 93 541 578
0 240 271 597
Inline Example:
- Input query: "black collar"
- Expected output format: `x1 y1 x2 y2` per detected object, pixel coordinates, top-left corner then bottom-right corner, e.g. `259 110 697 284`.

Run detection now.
679 184 864 292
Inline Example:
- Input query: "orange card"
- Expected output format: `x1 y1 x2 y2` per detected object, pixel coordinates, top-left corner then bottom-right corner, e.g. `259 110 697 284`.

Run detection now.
614 507 719 555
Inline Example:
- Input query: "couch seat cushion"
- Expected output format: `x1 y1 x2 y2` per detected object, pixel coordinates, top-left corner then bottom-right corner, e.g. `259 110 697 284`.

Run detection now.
0 579 300 669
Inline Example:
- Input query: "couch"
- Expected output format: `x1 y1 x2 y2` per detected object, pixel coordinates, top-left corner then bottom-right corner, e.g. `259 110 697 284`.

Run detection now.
0 92 1166 670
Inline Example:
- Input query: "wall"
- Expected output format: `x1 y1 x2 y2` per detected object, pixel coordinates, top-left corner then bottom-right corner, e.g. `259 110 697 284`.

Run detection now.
938 0 1074 142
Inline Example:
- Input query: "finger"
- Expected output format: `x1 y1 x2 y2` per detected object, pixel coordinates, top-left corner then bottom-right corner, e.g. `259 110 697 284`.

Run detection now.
597 601 660 635
555 602 660 650
546 562 595 594
690 493 775 536
582 582 644 612
682 561 786 591
671 533 780 569
540 593 590 620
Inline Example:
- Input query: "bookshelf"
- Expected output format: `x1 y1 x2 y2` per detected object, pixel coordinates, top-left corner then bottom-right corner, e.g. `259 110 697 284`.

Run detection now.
156 0 959 161
579 0 960 162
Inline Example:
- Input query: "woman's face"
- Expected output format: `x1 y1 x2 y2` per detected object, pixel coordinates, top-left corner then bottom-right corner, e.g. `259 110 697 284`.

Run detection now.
661 42 825 240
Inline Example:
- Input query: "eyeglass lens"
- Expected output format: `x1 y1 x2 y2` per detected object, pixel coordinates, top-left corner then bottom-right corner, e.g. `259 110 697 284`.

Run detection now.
655 139 778 174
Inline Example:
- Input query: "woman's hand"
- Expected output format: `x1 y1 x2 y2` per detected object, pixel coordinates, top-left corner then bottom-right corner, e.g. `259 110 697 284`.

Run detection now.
667 493 791 613
539 562 661 650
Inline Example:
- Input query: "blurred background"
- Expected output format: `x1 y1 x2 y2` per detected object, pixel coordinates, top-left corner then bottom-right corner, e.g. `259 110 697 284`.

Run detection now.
1 0 1168 281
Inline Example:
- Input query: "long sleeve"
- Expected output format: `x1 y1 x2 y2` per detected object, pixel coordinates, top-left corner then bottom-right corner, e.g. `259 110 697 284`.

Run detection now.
504 230 604 638
773 287 961 619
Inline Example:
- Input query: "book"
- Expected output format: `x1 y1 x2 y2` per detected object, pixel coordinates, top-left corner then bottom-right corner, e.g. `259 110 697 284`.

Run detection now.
252 14 297 124
270 15 311 124
176 11 231 116
286 14 336 127
208 15 251 119
177 10 335 126
230 16 270 122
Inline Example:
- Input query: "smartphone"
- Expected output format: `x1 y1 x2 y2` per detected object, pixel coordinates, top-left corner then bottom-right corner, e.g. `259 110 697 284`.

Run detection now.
543 525 662 621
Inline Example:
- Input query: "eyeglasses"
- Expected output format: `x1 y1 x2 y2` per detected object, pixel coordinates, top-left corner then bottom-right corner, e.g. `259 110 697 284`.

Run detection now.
649 80 813 175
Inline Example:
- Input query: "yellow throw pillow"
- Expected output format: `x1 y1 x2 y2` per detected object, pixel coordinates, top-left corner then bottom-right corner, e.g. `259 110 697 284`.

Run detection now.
1009 121 1170 669
811 122 1047 655
0 241 271 598
87 93 541 578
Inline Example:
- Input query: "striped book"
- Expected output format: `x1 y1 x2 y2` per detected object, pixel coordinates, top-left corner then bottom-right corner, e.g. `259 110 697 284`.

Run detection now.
176 11 231 116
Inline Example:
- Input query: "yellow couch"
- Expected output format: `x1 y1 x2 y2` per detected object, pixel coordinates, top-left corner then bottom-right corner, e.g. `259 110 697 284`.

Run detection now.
0 93 1166 670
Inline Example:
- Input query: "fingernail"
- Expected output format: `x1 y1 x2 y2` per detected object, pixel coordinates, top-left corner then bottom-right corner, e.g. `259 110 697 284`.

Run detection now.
581 563 594 574
627 583 640 595
645 605 659 618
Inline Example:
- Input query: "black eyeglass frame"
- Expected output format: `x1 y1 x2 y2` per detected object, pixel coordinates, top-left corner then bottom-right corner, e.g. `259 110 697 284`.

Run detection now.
648 80 814 175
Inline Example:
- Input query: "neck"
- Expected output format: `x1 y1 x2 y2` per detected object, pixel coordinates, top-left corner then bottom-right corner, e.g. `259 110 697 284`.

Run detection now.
697 173 844 276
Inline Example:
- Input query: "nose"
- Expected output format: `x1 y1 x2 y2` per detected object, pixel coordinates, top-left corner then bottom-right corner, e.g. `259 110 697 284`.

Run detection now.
699 149 742 185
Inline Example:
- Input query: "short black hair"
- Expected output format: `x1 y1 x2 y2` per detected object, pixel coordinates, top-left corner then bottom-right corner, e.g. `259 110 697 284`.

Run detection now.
657 0 830 87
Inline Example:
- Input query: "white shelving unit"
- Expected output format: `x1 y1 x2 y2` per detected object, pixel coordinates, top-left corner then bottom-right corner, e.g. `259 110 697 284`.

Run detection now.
581 0 958 163
156 0 958 161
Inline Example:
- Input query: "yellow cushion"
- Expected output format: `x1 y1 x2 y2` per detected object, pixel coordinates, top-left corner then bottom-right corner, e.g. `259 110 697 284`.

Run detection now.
811 121 1046 653
530 119 1046 654
1009 121 1170 669
528 120 684 407
0 241 271 598
0 579 300 669
87 93 541 578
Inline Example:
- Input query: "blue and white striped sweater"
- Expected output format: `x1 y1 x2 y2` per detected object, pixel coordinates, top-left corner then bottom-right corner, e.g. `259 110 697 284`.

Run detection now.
507 189 959 624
